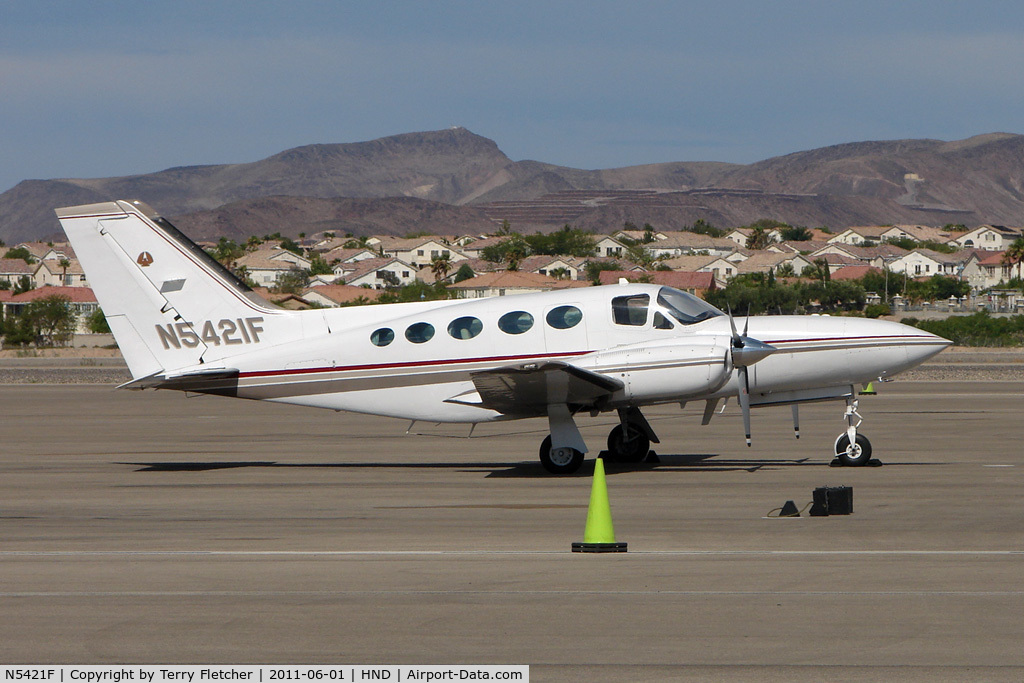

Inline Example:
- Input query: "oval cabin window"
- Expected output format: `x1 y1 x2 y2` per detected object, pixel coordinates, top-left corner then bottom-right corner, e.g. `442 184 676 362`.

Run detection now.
498 311 534 335
405 322 435 344
370 328 395 347
447 316 483 340
545 305 583 330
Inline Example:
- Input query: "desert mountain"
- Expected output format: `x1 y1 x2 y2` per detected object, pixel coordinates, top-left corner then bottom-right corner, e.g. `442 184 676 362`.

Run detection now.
3 128 1024 243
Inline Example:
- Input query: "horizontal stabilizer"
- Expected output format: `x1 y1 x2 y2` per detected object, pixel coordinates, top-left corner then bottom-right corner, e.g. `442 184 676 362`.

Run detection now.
469 361 623 415
118 368 240 396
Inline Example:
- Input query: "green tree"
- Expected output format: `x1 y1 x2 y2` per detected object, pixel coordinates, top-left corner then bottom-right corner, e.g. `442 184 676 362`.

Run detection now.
525 226 597 257
453 263 475 283
25 295 77 346
775 262 796 278
779 226 813 241
13 275 34 295
308 254 334 276
87 307 111 334
688 219 725 237
3 247 35 263
745 226 775 250
274 269 310 294
584 260 623 285
211 238 245 265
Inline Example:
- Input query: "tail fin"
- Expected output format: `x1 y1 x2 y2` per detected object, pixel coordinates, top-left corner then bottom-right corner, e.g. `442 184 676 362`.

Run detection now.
56 200 304 379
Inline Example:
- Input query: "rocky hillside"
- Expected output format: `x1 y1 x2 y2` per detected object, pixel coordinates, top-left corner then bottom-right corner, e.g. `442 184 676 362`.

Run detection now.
3 128 1024 243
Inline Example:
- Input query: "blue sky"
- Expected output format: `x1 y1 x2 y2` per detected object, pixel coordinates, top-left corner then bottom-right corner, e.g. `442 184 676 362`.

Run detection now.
3 1 1024 193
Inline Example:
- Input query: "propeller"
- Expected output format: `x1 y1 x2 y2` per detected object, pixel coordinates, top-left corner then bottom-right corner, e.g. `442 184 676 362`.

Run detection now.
727 309 778 447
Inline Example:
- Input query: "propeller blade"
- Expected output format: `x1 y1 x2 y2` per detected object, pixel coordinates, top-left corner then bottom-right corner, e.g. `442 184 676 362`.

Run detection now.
727 308 741 347
738 366 752 447
742 314 749 338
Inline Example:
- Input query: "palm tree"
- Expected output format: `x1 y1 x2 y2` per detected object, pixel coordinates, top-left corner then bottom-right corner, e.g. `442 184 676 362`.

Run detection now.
1002 237 1024 281
58 258 71 286
430 253 453 281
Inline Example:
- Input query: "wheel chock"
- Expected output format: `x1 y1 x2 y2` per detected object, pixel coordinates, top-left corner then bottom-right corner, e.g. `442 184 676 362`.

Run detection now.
572 457 627 553
779 500 800 517
644 450 660 464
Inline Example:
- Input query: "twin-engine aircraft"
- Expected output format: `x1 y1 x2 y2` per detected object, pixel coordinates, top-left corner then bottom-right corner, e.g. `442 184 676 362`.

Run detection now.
57 200 950 474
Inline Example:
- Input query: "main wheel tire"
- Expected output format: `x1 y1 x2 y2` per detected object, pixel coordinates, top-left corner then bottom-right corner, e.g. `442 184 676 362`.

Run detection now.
539 435 585 475
834 433 873 466
606 423 651 463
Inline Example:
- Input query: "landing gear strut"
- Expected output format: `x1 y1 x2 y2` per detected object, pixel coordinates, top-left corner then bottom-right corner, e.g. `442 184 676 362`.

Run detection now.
834 395 873 466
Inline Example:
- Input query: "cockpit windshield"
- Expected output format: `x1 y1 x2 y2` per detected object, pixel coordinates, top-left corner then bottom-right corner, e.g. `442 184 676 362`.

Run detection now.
656 287 723 325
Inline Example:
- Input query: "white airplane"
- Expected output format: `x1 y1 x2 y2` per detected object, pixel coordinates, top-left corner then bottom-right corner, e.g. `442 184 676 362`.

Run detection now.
57 200 951 474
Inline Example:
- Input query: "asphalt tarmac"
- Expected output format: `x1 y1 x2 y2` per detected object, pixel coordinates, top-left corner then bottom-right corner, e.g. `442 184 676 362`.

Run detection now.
1 381 1022 681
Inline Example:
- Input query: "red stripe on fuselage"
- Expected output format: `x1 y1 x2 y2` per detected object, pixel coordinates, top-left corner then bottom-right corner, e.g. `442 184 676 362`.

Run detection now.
238 350 591 379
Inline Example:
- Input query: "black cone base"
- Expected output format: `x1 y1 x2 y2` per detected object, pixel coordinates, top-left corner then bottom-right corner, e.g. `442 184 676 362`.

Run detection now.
572 542 628 553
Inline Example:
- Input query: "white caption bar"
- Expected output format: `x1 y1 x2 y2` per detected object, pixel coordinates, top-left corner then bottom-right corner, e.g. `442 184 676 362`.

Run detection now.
0 667 528 683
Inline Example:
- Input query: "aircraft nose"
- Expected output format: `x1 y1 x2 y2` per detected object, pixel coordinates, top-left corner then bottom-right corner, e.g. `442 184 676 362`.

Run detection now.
898 322 952 365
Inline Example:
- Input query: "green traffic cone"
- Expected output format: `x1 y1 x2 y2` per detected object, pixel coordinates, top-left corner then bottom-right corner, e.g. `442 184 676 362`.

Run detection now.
859 382 877 395
572 458 627 553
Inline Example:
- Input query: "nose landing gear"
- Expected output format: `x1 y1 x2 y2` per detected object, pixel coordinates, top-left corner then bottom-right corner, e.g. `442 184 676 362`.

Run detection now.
833 395 874 466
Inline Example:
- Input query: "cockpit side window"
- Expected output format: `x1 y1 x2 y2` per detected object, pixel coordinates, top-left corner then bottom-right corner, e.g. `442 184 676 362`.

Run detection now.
653 312 674 329
611 294 649 326
657 287 723 325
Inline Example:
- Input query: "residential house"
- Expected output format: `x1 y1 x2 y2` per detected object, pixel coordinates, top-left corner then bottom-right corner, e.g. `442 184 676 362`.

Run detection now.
887 248 970 278
322 247 379 264
971 251 1024 290
809 243 909 268
830 265 883 281
597 270 717 298
447 271 590 299
642 233 737 258
724 227 783 246
301 285 386 307
0 286 99 334
377 237 468 268
233 248 312 287
948 225 1023 251
612 228 669 242
0 259 35 289
879 224 955 244
733 252 812 277
593 236 629 258
826 226 891 245
33 258 89 287
338 257 417 289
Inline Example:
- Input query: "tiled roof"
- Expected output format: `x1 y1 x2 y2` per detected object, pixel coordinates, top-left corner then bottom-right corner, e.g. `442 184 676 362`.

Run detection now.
4 286 97 303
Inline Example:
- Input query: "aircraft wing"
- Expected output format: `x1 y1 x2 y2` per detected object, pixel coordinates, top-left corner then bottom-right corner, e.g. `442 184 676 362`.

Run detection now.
456 361 624 416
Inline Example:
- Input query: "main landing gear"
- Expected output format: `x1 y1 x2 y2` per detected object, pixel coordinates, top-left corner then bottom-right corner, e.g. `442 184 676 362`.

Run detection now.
539 407 659 474
833 395 873 466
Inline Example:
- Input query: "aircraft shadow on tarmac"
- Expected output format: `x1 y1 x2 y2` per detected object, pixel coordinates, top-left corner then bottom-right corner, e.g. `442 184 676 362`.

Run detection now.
123 453 824 478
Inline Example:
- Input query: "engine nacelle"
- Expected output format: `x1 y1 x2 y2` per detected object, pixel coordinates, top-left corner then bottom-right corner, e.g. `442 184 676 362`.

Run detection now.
586 337 731 404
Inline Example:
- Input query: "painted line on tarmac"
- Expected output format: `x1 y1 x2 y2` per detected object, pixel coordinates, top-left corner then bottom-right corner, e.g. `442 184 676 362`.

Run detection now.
1 550 1022 557
1 590 1023 599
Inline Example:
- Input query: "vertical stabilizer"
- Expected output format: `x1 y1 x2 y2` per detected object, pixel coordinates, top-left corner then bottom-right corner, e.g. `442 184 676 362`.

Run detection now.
56 200 303 379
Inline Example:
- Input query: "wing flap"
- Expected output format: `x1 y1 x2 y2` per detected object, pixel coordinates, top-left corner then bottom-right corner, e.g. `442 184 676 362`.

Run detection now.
467 361 623 415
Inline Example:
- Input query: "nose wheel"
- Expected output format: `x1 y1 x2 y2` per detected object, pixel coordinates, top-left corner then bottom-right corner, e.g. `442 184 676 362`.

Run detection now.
833 394 874 466
834 432 873 466
539 435 585 475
